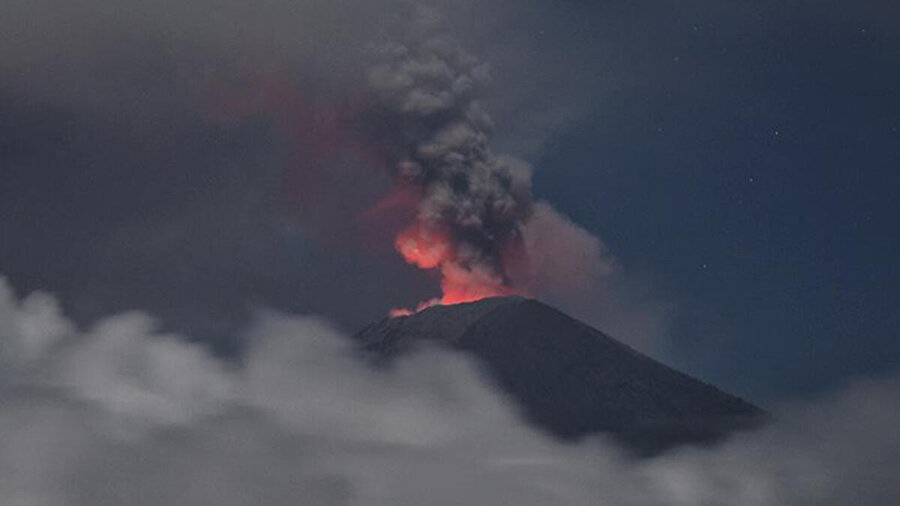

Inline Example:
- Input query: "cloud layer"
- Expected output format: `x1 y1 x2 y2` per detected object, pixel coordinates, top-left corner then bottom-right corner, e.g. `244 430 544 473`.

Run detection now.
2 276 899 505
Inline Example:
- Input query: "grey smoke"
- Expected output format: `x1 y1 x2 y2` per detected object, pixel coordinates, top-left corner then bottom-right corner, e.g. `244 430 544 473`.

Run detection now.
363 7 637 315
366 6 535 297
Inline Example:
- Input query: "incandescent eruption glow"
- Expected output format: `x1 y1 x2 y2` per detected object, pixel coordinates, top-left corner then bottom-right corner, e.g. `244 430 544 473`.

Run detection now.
391 220 524 317
370 8 535 316
437 261 517 304
395 222 451 270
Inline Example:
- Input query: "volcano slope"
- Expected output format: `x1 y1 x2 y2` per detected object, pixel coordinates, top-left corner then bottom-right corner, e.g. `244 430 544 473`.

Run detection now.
354 296 766 456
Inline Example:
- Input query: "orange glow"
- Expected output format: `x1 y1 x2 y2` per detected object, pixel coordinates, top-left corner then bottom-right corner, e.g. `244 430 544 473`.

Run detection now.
438 262 516 304
390 221 525 317
388 307 414 318
395 223 452 269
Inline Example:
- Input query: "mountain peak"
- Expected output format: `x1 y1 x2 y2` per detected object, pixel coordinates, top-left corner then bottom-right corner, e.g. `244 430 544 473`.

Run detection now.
355 296 765 455
357 296 526 350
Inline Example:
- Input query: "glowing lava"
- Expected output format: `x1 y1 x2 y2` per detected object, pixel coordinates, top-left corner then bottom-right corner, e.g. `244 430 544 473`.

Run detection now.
438 262 516 304
390 221 522 317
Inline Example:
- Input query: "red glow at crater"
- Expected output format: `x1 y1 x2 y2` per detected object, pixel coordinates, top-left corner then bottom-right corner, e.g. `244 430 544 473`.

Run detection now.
390 222 524 317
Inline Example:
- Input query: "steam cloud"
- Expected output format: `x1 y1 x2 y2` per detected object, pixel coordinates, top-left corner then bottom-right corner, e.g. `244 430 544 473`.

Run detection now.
2 275 899 505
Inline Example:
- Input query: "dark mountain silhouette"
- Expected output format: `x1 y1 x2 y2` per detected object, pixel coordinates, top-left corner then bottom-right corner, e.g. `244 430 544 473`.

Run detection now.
354 296 766 456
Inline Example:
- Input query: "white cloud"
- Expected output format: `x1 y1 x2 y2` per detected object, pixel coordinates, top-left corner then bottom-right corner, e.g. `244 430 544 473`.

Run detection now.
1 276 899 504
0 277 72 380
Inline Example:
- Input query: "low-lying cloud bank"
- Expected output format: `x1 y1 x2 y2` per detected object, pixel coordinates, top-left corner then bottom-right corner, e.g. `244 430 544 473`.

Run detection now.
1 275 898 505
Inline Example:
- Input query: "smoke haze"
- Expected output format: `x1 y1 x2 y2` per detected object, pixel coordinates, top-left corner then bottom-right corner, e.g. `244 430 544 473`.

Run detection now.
1 0 650 351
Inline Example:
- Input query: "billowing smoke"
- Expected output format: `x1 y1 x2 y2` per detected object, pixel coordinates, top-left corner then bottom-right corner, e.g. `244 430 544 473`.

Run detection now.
355 7 657 352
2 275 900 505
365 7 535 310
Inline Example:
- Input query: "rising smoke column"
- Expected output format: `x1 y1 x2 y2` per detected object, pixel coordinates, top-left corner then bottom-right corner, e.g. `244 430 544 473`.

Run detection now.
366 8 535 310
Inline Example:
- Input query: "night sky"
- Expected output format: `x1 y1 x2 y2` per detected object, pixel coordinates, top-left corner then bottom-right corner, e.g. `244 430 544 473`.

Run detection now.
2 0 898 408
536 0 900 402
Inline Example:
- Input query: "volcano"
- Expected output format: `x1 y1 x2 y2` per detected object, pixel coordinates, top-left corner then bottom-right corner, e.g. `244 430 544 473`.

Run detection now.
355 296 766 455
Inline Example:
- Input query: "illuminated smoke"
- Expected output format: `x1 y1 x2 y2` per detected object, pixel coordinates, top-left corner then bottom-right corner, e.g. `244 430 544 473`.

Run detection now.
367 7 534 311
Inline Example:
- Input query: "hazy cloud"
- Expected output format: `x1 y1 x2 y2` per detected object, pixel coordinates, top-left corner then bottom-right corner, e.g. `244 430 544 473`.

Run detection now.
1 276 899 504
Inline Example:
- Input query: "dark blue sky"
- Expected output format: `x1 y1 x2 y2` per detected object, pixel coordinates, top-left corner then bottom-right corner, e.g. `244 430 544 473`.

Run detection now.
537 0 900 401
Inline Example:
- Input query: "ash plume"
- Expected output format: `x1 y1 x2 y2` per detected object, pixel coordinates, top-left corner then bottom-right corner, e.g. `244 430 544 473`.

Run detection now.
366 7 535 308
